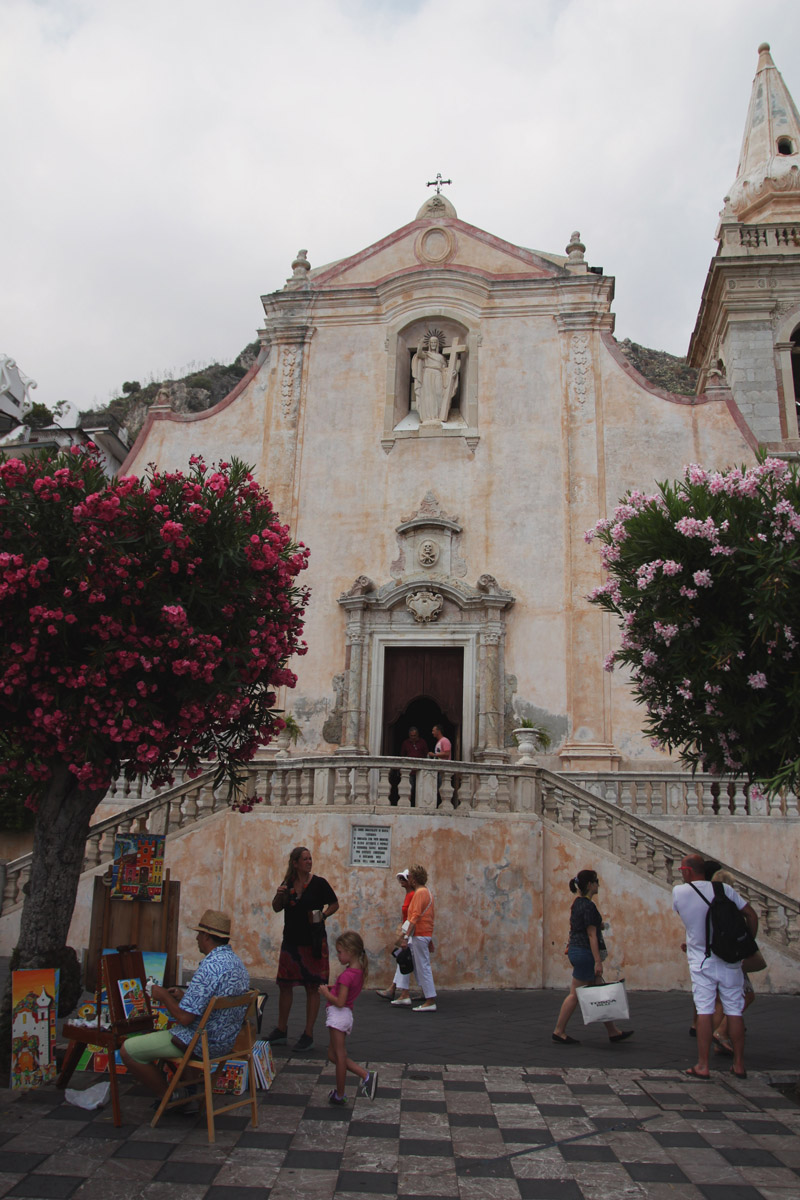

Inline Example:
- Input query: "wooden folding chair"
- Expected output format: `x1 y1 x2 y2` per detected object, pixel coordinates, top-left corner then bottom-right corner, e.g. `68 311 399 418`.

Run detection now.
151 989 259 1144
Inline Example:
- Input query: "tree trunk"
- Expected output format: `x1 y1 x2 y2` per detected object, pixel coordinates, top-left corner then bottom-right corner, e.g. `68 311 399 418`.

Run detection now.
16 762 105 966
0 763 106 1066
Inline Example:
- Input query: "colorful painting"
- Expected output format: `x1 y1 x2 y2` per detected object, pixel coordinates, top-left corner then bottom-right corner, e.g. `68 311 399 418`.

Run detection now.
110 833 165 901
11 969 59 1090
212 1060 249 1095
118 977 148 1019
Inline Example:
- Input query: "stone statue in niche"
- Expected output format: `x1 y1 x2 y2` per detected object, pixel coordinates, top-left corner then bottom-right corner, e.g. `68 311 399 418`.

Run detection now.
411 330 463 424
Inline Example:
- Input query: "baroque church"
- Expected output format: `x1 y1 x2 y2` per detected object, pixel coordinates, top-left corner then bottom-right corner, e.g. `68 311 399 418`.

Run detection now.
123 43 800 778
31 43 792 992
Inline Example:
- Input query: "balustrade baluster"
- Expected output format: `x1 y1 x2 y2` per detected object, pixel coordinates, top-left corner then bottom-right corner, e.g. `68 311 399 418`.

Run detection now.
299 767 314 806
473 776 493 812
785 909 800 947
353 766 370 807
650 780 665 816
687 780 701 816
559 793 576 830
2 869 21 912
731 780 747 816
494 776 512 812
577 800 593 839
603 780 620 807
764 899 785 941
182 787 199 824
397 770 412 809
651 843 668 880
542 781 558 821
376 768 392 807
619 782 633 813
83 831 104 871
786 788 800 817
272 769 289 807
766 788 782 817
333 767 350 805
287 768 303 806
438 775 454 811
593 810 612 849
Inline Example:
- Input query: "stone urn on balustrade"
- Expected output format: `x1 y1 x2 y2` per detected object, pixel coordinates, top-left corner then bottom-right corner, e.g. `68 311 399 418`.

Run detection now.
513 721 552 766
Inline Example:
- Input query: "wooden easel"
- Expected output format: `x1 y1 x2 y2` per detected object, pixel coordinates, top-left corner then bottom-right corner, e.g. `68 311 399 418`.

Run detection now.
58 947 154 1126
85 870 180 991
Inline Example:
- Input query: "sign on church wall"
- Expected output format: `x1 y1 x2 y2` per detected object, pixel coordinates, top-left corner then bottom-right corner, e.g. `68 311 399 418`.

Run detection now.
350 825 391 867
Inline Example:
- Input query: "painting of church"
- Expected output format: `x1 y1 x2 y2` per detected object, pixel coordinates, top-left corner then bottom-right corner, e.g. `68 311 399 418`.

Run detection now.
11 969 58 1090
110 833 165 901
121 45 800 778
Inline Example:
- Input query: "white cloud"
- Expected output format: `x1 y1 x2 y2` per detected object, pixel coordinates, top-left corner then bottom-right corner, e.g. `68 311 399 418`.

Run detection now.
1 0 797 408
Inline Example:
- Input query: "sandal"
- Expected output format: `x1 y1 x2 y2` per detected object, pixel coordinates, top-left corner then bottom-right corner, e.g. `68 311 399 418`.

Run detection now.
376 989 396 1000
713 1034 734 1057
684 1067 711 1080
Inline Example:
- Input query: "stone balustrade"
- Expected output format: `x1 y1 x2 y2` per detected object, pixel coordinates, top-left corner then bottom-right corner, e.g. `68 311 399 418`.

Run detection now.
3 757 798 961
572 772 800 819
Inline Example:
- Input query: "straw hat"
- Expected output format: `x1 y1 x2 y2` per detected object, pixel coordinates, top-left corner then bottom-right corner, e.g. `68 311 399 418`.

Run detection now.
192 909 231 938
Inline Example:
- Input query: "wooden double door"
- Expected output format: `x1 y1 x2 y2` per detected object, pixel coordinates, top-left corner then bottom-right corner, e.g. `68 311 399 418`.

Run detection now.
382 646 463 759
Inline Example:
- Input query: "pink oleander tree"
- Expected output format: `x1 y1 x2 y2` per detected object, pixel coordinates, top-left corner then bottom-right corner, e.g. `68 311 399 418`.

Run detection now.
0 447 309 985
586 456 800 795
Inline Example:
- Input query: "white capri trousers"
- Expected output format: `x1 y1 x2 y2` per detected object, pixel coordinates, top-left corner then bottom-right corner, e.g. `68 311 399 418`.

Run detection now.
393 962 413 988
410 935 436 1000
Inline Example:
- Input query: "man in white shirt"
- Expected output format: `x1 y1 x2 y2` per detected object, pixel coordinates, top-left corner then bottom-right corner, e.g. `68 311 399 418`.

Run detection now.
672 854 758 1080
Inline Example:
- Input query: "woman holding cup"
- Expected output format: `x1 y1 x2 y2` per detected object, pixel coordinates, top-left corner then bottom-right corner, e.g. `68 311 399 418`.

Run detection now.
268 846 339 1051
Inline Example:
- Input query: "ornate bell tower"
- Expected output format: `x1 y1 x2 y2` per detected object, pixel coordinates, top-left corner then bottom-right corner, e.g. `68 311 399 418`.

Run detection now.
689 44 800 450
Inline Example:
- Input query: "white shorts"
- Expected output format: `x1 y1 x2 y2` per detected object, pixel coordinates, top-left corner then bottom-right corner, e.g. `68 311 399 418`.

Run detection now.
689 957 745 1016
325 1005 354 1034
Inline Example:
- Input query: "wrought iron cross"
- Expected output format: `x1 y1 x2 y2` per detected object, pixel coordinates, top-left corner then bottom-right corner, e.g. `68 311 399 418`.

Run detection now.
426 173 452 195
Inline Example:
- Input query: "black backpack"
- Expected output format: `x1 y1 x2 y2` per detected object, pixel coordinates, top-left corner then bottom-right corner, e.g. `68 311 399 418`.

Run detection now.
688 881 758 964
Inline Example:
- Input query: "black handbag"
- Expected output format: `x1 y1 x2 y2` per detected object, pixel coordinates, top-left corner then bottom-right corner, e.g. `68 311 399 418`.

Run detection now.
392 945 413 973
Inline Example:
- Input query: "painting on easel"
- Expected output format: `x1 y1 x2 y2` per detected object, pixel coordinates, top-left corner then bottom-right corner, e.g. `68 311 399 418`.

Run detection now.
11 968 59 1090
110 833 165 901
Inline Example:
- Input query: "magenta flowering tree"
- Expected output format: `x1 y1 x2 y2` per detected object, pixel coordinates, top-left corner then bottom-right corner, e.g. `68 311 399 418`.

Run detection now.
0 447 309 977
586 457 800 793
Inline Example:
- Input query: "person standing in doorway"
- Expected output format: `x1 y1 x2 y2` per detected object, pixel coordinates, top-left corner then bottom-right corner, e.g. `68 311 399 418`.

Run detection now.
428 725 452 760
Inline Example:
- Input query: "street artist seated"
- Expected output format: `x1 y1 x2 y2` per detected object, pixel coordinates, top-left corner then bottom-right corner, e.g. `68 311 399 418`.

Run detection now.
120 908 250 1103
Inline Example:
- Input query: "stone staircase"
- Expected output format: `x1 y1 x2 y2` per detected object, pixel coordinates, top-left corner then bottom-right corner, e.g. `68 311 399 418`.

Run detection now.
2 758 798 963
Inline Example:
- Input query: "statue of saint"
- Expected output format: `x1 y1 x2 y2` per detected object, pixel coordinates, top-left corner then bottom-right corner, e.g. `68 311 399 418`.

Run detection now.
411 331 461 424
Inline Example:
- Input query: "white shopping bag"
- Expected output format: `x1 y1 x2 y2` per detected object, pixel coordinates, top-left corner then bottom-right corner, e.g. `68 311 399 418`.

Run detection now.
577 980 629 1024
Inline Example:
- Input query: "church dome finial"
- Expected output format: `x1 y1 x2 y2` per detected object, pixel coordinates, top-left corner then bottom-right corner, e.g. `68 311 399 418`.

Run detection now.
726 43 800 223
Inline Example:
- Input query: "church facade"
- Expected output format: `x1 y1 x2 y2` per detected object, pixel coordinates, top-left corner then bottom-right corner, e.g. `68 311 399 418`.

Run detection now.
123 44 800 778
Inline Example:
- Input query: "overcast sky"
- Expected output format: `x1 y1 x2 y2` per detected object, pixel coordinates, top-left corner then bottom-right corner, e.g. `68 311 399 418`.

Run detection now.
2 0 798 413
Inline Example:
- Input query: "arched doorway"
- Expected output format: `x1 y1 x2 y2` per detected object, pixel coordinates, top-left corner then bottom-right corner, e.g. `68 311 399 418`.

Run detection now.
381 646 463 758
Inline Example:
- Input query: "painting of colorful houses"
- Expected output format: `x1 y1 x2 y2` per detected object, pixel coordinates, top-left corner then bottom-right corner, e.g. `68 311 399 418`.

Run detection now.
110 833 165 901
11 969 59 1090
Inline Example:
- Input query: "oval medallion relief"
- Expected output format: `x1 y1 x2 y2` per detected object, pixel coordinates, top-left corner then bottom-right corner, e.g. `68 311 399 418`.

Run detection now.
414 226 457 266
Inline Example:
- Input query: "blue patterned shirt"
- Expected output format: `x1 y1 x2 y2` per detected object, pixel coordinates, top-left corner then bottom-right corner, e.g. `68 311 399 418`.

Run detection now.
172 944 250 1057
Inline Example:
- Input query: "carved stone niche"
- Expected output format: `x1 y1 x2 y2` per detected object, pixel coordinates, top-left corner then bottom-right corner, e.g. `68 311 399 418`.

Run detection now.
382 313 480 452
390 491 467 580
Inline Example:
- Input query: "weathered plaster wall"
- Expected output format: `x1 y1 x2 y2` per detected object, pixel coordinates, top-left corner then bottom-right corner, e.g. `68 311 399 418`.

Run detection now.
2 809 788 994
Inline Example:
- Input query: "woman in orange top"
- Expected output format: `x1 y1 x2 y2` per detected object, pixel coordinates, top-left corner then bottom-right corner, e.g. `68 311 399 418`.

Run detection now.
404 865 436 1012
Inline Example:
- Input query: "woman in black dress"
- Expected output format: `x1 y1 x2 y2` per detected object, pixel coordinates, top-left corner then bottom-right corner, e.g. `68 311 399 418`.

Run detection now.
552 868 633 1045
267 846 339 1051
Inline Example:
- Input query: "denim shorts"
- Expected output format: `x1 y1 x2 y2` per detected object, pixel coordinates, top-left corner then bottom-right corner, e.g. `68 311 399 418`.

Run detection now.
567 946 595 983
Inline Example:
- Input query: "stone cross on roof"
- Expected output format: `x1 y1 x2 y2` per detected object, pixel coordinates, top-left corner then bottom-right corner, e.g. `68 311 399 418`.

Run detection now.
426 173 452 195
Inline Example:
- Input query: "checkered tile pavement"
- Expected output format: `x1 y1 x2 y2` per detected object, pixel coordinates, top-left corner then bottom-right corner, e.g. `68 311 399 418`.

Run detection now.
1 1058 798 1199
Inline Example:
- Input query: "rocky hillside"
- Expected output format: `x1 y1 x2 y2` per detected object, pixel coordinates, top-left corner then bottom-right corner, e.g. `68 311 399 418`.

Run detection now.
81 336 699 442
617 338 699 396
80 342 261 441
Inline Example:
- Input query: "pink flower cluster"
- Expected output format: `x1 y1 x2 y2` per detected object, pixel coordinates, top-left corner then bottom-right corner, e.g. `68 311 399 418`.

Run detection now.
0 450 309 806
